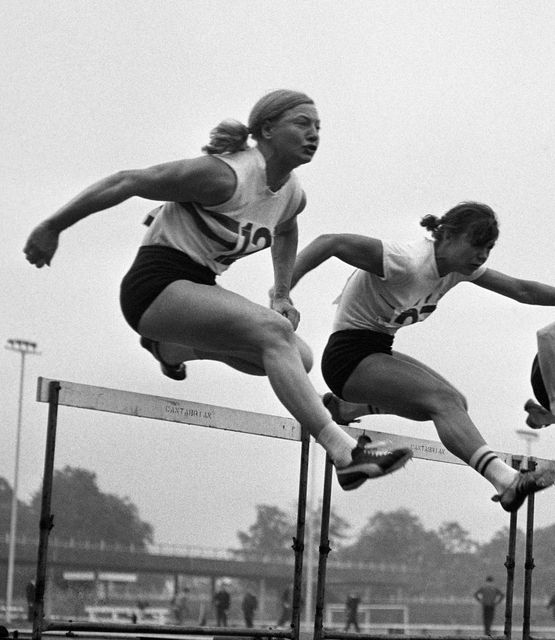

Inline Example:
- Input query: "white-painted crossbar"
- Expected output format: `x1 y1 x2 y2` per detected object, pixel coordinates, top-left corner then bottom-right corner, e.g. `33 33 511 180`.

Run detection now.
36 377 549 467
36 377 300 441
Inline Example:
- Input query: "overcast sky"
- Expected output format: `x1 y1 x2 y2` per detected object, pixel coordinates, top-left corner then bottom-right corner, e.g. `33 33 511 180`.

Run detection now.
2 1 555 557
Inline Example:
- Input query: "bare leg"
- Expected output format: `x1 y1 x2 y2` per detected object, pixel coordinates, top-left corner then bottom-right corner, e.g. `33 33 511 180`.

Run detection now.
327 350 469 424
136 282 416 487
341 352 484 463
138 281 335 438
155 334 314 376
339 352 555 510
339 351 555 509
524 399 555 429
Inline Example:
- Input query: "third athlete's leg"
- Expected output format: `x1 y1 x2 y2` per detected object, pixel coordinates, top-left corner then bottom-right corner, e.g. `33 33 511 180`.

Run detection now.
526 322 555 427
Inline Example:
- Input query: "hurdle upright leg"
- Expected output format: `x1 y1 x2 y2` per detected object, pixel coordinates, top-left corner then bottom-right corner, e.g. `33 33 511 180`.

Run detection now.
291 426 311 640
32 381 60 640
313 454 334 640
503 456 521 640
522 459 537 640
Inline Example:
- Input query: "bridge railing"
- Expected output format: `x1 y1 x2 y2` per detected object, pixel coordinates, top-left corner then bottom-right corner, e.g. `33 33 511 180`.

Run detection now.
3 532 411 573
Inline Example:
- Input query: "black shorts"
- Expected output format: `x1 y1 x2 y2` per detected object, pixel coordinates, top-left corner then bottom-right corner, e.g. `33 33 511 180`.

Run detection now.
531 354 549 410
120 245 216 332
321 329 394 399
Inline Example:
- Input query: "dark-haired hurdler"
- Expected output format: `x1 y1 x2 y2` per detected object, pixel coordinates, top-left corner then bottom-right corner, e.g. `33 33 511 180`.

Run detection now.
290 202 555 512
24 89 411 492
524 321 555 428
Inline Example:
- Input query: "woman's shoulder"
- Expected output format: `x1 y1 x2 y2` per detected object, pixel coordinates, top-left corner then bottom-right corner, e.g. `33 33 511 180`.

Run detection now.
380 237 431 280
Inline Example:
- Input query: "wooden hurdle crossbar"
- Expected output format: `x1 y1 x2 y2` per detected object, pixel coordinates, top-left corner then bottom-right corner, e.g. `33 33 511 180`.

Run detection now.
32 377 311 640
313 422 555 640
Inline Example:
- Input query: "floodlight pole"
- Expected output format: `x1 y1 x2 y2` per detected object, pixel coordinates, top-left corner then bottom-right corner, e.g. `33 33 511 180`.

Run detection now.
5 339 40 623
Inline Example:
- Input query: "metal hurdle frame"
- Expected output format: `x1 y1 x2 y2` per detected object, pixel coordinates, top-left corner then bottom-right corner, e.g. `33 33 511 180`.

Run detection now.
313 425 553 640
31 377 311 640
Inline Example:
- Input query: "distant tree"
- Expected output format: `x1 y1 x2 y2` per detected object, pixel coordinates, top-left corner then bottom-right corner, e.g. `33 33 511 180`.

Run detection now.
527 523 555 596
478 526 525 564
237 504 294 554
339 508 444 567
236 502 352 560
474 525 526 593
28 466 153 548
307 501 352 552
0 477 38 538
438 521 478 554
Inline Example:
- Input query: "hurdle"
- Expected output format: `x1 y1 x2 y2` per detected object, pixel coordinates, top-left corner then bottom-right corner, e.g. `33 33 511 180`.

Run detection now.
312 425 555 640
31 377 311 640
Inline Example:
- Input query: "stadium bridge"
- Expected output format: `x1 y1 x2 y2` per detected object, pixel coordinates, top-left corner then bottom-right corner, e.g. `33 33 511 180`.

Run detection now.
0 535 413 591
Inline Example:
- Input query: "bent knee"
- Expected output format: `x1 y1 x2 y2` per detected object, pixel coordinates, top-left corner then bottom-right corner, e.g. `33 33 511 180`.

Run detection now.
422 386 468 416
252 313 312 369
257 312 297 346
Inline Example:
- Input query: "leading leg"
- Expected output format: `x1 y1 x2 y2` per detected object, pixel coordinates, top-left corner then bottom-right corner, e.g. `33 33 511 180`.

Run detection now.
341 352 555 511
138 280 411 485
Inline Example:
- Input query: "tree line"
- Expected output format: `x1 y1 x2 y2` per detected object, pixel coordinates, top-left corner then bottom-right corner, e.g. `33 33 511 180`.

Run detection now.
236 503 555 599
0 467 153 549
2 467 554 598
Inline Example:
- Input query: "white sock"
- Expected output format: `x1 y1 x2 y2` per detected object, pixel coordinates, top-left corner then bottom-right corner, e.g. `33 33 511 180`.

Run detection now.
316 422 357 467
469 445 518 494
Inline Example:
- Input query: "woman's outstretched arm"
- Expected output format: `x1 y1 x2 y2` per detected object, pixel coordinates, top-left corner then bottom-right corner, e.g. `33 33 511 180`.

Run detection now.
290 233 383 289
23 156 235 268
474 268 555 305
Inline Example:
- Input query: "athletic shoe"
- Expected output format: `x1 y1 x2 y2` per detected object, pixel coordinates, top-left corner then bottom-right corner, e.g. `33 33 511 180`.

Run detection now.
140 337 187 381
336 435 413 491
491 467 555 512
524 399 555 429
322 391 361 426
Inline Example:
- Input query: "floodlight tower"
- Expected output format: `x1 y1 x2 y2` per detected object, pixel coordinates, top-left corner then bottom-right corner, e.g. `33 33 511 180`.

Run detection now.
4 339 40 623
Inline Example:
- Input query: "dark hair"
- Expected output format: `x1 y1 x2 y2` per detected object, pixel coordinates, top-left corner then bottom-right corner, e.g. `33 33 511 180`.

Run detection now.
420 201 499 246
202 89 314 155
202 119 250 155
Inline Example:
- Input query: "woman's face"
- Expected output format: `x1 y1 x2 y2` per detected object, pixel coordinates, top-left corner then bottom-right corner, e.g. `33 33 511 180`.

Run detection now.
439 231 495 275
266 103 320 166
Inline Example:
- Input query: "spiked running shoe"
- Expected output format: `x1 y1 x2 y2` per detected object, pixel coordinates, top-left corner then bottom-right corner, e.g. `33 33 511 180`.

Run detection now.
336 435 413 491
140 337 187 381
491 467 555 512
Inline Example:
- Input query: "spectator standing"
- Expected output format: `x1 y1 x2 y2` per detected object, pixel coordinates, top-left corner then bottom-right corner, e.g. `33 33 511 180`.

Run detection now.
173 589 189 624
25 579 36 623
214 583 231 627
241 587 258 628
344 593 361 632
474 576 504 635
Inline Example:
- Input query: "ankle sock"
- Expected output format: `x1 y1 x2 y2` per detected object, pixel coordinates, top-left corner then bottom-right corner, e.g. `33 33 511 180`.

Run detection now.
469 445 518 494
316 422 357 468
